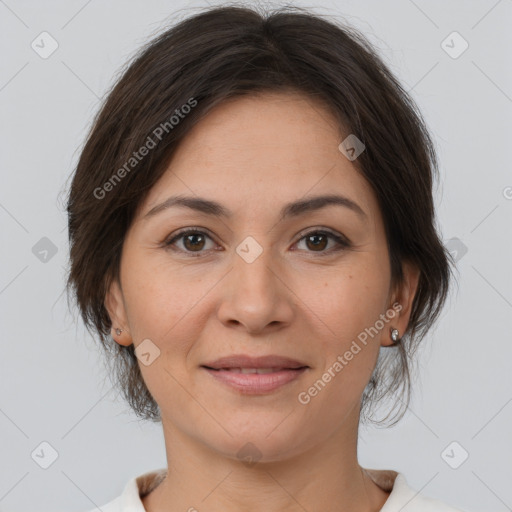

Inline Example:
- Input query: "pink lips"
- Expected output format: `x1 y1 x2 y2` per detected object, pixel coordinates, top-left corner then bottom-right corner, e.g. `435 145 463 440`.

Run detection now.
202 367 308 393
201 354 309 394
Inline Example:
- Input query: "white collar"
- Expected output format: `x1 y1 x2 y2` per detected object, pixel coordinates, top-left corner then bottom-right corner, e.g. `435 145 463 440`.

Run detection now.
100 467 463 512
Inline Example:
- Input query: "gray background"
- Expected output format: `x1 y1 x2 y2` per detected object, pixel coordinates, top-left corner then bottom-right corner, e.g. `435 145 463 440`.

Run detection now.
1 0 511 511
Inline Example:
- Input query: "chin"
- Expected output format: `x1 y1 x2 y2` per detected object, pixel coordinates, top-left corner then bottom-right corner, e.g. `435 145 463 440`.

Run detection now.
203 419 310 465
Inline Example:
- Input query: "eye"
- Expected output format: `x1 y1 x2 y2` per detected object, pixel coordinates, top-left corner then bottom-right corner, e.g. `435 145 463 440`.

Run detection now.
294 229 351 255
163 228 350 256
163 228 218 256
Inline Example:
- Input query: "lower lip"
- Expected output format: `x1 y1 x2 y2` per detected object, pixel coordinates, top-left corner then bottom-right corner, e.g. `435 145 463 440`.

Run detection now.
202 367 308 394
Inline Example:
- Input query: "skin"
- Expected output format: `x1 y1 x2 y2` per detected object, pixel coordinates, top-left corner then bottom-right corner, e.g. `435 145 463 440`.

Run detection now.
105 91 420 512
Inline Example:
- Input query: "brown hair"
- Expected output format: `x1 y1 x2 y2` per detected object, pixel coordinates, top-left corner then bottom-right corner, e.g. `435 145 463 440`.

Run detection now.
64 4 455 426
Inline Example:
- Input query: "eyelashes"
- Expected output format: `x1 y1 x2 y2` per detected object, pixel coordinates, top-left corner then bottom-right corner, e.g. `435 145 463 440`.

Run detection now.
163 227 351 257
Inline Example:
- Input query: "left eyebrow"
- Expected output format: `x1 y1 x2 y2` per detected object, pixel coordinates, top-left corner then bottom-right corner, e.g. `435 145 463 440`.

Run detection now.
142 193 368 222
279 194 368 222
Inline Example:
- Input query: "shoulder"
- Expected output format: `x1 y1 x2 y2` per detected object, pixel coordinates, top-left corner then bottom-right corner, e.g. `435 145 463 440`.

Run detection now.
83 495 123 512
364 468 467 512
82 468 166 512
388 473 466 511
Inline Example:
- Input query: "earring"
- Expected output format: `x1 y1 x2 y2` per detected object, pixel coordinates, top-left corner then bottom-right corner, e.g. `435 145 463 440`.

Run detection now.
390 328 400 344
115 328 122 336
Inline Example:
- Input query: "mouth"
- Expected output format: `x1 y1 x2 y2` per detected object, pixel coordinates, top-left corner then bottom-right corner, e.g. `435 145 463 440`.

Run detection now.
202 354 308 370
203 366 307 373
200 365 309 394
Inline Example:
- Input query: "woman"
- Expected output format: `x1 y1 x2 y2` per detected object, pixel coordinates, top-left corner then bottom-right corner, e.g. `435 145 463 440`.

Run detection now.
66 5 465 511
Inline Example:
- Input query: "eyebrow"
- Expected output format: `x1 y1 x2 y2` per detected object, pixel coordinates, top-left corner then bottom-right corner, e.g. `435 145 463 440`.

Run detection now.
143 193 368 222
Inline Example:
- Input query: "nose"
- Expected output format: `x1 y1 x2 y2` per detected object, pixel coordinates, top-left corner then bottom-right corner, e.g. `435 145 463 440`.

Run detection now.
216 241 295 335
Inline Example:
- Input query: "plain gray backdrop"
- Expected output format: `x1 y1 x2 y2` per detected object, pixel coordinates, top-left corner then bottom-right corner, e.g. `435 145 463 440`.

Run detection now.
1 0 511 511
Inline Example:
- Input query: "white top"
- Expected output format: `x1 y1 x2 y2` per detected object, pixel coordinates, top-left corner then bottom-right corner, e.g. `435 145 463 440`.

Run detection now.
86 467 466 512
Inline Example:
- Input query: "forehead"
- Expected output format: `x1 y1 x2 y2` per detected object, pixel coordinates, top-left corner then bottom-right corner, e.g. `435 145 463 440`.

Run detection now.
138 91 379 225
178 91 344 160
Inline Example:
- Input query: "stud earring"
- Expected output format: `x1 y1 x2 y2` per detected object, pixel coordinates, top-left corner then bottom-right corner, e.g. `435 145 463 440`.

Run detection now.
390 328 400 344
115 328 122 336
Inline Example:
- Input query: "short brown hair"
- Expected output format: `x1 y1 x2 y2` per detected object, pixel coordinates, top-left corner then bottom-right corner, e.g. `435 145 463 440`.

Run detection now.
65 4 455 426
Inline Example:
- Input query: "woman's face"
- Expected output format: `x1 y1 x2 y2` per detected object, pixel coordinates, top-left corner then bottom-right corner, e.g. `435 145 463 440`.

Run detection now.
106 91 418 462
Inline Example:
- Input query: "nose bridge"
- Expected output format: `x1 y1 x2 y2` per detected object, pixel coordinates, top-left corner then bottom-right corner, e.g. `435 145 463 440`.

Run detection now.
232 235 277 300
217 235 293 332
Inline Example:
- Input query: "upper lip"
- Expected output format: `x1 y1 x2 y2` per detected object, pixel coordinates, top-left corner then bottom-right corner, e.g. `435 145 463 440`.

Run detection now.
202 354 308 370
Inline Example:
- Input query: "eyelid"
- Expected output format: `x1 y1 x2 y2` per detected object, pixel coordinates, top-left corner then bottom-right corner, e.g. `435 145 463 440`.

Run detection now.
294 226 350 245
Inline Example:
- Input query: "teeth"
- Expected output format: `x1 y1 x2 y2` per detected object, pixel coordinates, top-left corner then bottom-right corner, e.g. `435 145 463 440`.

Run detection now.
225 367 283 374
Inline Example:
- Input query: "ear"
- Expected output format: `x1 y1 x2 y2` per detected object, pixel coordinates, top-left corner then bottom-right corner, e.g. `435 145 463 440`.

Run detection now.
382 259 421 347
105 277 133 346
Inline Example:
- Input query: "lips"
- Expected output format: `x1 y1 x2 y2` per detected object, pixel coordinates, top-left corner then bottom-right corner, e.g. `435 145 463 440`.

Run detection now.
201 354 308 371
200 354 309 394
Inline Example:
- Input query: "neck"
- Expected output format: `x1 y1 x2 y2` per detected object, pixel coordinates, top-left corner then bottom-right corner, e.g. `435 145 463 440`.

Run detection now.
142 420 390 512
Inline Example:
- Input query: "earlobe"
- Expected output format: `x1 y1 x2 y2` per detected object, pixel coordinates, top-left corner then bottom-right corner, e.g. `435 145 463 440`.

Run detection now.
105 278 133 346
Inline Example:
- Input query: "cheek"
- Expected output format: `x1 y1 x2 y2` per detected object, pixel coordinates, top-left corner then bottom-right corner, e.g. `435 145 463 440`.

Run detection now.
296 276 384 426
120 254 224 388
120 262 204 406
302 264 388 340
121 251 206 335
298 261 389 385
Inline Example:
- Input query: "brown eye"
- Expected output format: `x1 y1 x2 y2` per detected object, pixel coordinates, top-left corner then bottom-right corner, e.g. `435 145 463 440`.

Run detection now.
164 229 216 255
295 230 350 255
164 228 350 257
